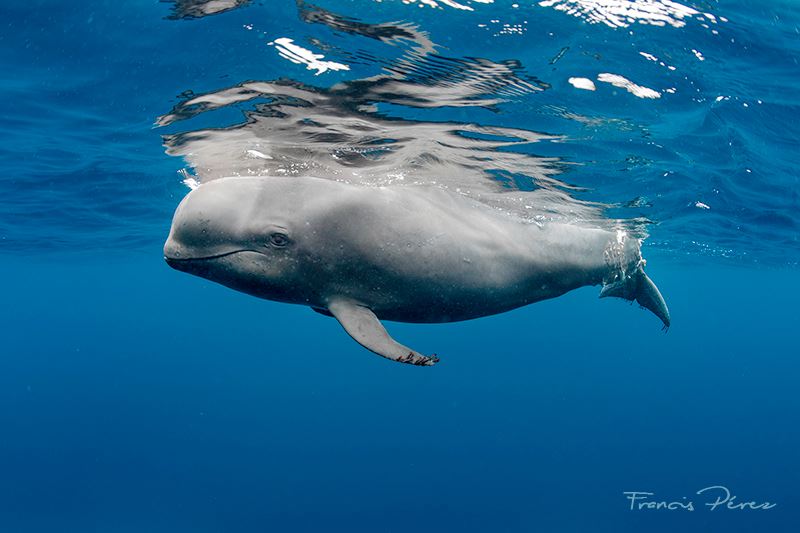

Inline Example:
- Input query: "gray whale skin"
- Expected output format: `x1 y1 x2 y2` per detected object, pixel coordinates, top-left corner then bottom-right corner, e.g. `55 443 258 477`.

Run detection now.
164 176 670 366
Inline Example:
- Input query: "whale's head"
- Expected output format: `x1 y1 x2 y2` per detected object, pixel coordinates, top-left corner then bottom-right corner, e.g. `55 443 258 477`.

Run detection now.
164 177 311 302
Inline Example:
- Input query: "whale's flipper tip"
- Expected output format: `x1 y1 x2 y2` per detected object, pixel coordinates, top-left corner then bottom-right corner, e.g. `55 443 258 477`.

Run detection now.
600 267 671 328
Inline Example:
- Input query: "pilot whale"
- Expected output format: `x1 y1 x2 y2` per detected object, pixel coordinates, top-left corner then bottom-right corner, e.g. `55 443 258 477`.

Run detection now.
164 176 670 366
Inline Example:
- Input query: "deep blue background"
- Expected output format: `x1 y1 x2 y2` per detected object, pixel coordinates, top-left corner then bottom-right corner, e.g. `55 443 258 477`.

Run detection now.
1 253 798 532
1 0 799 531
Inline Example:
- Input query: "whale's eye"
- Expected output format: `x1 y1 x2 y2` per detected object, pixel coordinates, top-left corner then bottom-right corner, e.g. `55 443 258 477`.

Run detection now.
268 232 290 247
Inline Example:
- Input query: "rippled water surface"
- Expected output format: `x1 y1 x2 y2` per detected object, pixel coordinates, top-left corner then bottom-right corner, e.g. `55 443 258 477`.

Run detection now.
2 0 798 263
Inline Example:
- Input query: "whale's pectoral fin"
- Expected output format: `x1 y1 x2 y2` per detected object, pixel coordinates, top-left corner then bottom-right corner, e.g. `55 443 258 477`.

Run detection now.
600 265 671 329
327 300 439 366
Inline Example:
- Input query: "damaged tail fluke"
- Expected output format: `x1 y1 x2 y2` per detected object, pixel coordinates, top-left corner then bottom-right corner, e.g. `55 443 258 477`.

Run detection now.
600 266 671 329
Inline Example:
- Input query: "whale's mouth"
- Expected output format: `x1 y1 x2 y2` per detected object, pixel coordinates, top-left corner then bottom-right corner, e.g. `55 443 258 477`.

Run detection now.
164 250 244 269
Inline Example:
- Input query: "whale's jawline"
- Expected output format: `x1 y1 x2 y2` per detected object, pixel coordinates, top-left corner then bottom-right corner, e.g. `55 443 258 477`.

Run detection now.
164 249 248 264
164 249 255 273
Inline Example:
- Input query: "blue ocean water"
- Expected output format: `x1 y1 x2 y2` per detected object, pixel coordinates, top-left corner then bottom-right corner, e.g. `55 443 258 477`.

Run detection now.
1 0 799 531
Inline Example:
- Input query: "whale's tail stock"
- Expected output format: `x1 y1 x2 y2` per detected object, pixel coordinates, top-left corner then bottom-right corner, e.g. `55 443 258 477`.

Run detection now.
599 265 671 329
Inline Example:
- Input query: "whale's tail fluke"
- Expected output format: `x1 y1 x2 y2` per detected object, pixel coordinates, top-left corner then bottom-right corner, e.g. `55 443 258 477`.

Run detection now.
600 266 671 329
